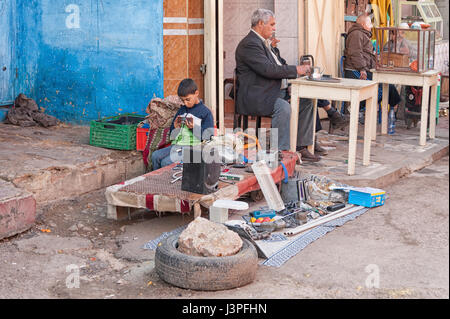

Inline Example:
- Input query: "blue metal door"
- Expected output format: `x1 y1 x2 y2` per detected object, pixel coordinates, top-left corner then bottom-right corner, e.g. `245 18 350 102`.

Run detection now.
0 0 15 105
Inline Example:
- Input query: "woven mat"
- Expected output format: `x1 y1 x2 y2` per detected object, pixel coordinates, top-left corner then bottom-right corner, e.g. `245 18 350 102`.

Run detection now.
142 207 369 267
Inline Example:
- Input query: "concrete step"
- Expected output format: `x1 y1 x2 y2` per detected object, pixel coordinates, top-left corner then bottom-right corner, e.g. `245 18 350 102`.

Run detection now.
0 180 36 240
0 123 145 207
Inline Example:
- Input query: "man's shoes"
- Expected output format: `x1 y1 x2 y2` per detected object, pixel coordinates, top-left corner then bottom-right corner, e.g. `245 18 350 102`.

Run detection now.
297 148 321 162
314 142 328 156
329 111 349 129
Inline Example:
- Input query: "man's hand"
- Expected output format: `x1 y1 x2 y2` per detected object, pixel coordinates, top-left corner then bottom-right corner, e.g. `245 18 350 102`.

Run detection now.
271 37 280 48
360 70 367 80
297 64 311 76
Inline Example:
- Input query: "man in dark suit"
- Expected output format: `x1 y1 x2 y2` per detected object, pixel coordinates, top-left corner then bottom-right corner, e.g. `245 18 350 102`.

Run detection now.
235 8 319 161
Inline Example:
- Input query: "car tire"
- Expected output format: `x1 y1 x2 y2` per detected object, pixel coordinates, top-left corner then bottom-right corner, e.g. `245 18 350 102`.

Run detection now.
155 233 258 291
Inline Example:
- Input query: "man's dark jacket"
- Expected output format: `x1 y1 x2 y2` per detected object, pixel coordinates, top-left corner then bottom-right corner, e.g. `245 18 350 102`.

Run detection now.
344 24 376 72
235 31 298 116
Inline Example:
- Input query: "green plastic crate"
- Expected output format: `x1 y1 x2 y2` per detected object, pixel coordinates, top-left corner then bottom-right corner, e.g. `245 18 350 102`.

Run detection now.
89 113 146 150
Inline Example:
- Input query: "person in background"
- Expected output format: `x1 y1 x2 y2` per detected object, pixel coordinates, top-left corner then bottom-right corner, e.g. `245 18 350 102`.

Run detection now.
344 14 401 120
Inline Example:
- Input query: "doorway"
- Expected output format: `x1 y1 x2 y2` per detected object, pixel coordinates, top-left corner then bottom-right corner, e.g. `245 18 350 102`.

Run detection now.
0 0 15 106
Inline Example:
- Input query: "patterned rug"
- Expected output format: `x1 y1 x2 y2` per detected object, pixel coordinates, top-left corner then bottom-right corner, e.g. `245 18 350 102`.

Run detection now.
142 207 369 267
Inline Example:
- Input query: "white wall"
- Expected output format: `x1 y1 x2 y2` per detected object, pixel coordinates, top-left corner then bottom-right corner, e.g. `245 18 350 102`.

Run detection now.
274 0 298 66
224 0 301 79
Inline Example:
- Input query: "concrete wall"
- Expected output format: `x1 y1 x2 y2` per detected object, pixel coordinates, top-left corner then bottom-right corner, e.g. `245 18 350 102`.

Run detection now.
15 0 164 124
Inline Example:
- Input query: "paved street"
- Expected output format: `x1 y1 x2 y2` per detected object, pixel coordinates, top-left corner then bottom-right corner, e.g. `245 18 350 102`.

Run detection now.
0 156 448 299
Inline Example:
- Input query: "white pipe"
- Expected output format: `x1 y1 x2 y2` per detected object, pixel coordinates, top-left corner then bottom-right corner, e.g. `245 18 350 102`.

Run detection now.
284 205 362 236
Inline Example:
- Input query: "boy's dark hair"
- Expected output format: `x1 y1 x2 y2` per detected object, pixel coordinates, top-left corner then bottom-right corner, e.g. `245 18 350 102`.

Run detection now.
177 78 198 97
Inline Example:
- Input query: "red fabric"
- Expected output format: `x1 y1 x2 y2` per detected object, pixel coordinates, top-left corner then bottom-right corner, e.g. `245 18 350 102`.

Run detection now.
411 87 423 106
180 200 190 213
142 127 172 168
145 194 155 211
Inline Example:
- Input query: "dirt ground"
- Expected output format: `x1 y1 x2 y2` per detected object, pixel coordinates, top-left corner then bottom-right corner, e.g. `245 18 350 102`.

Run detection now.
0 156 448 299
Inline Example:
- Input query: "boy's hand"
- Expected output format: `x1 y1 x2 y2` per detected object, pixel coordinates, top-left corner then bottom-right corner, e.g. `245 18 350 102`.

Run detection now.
174 116 182 128
185 118 194 129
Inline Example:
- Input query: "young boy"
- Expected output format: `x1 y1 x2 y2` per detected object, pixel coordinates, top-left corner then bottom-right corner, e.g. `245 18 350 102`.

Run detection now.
151 79 214 170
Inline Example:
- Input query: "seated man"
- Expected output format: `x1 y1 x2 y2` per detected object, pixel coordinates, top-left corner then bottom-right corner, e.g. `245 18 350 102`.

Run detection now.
151 79 214 170
235 9 321 161
344 14 401 117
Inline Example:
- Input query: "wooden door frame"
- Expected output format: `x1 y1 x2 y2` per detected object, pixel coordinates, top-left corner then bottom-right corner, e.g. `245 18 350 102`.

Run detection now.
204 0 224 134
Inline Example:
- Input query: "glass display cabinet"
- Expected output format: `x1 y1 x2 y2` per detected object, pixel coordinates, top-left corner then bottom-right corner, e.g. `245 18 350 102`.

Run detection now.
374 27 436 73
395 0 444 40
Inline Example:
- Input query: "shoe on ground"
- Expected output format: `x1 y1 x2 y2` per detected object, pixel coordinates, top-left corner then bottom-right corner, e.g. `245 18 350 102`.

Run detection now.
330 111 349 128
314 142 328 156
297 148 321 162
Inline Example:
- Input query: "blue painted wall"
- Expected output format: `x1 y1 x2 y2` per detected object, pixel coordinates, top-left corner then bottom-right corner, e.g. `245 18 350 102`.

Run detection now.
15 0 164 123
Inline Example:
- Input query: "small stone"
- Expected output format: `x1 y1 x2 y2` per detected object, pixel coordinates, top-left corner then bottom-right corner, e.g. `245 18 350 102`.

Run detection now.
82 226 93 232
68 224 78 232
116 279 127 285
120 226 126 232
77 222 84 229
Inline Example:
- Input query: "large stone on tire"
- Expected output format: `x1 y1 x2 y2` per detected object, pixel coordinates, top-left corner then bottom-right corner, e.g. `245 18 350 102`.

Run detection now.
155 234 258 291
177 217 243 257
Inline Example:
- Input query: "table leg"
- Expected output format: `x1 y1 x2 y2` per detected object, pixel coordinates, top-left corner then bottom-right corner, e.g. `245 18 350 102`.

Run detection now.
348 92 360 175
308 99 318 154
363 95 375 166
420 84 430 146
429 84 438 140
381 83 389 135
194 203 201 219
290 92 300 152
372 92 377 141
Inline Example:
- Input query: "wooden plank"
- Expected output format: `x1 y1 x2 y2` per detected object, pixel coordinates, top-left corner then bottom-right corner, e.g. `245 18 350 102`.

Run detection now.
289 84 351 101
290 90 300 152
363 95 375 166
298 0 306 58
420 84 430 146
217 0 225 134
289 77 377 90
429 84 438 139
204 0 216 124
308 99 318 154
